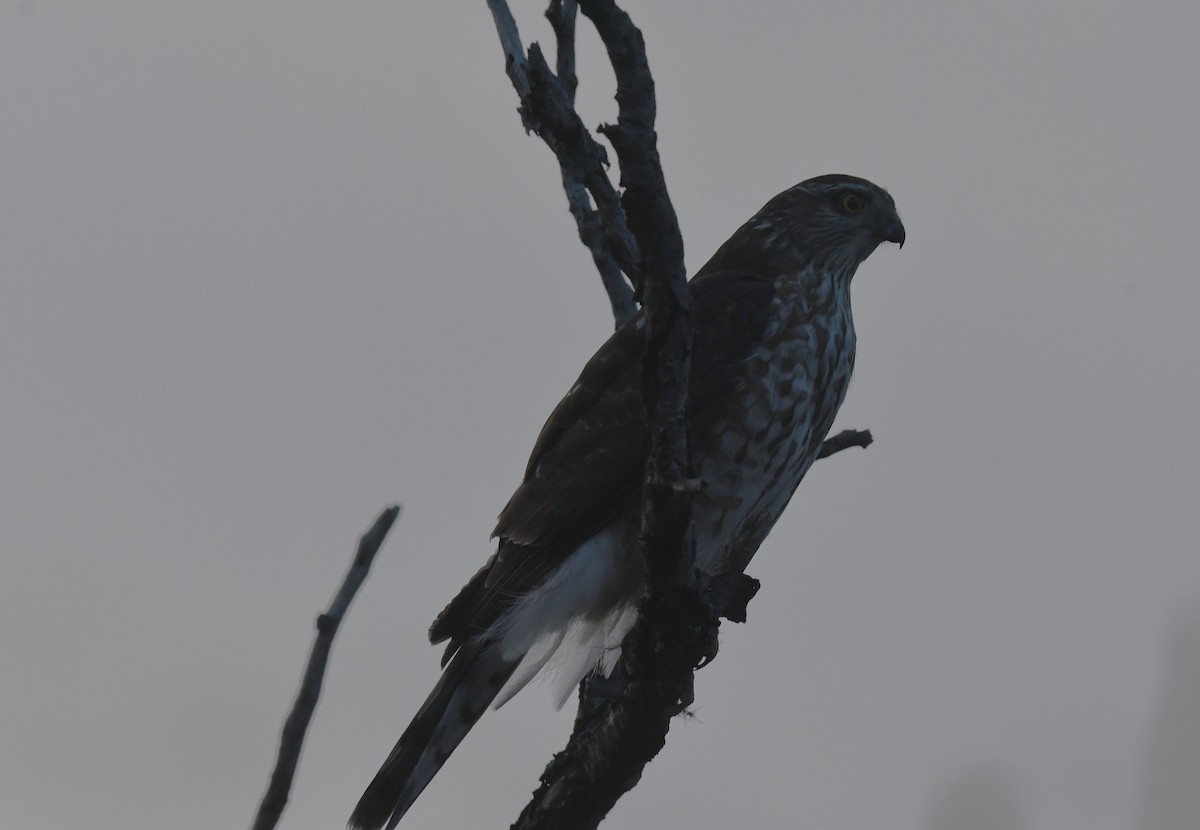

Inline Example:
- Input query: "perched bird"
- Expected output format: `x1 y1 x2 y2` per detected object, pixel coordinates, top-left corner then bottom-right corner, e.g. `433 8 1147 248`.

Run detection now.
351 174 904 829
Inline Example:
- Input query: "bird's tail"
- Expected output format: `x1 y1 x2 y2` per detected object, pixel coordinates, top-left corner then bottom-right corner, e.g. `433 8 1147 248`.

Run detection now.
349 641 518 830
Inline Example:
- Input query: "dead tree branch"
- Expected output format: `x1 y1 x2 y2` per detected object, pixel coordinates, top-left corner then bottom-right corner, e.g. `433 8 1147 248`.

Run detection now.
256 5 870 828
486 0 639 325
818 428 874 459
485 3 875 826
489 1 707 827
251 505 401 830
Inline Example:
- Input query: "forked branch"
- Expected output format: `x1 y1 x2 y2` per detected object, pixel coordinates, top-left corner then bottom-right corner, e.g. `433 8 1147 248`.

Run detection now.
487 4 873 828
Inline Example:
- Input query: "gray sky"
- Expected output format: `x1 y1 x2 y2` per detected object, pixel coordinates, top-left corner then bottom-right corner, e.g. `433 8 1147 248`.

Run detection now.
4 2 1199 829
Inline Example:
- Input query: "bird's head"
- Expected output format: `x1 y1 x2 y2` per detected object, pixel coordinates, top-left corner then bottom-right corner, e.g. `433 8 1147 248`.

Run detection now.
699 174 904 280
762 174 905 269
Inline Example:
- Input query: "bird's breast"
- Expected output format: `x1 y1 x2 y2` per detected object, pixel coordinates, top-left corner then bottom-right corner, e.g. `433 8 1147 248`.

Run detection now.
691 289 856 575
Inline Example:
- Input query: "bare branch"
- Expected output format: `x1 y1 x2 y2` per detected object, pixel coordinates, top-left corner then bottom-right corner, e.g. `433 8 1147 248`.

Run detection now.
817 428 874 459
547 0 579 103
486 0 530 99
487 0 640 322
559 167 639 325
490 3 876 826
540 1 641 321
251 505 401 830
509 1 703 826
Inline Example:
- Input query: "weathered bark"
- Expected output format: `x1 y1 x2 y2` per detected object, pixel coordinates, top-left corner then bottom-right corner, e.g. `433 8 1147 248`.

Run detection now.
486 4 874 827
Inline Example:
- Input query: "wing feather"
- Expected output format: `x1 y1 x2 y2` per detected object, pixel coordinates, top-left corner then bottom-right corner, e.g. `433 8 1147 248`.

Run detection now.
429 270 777 652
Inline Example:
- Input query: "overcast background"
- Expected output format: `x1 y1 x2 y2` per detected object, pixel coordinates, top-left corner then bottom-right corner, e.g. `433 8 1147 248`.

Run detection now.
4 2 1199 829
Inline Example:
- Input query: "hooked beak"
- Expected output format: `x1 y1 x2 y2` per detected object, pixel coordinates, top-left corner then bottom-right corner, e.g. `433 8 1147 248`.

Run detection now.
880 210 905 248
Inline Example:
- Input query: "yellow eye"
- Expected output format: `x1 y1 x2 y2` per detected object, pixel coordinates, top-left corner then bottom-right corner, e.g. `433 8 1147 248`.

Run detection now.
839 192 866 214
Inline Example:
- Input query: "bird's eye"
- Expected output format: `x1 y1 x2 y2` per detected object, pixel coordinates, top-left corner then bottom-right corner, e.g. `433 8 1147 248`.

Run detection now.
838 192 866 214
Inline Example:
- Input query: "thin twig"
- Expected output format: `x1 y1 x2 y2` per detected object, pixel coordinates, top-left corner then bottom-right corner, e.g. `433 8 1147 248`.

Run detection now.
251 505 401 830
817 428 874 459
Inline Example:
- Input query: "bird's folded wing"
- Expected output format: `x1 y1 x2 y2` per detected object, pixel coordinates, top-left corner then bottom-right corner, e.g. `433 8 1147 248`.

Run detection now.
429 270 777 652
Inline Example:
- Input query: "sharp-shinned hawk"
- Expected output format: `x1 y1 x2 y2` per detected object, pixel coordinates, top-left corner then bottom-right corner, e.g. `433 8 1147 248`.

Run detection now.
351 174 905 829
